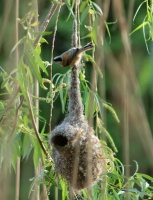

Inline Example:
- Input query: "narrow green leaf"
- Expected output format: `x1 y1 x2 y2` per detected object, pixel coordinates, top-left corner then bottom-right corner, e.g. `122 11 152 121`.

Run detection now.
80 1 87 12
80 6 90 23
84 89 90 117
142 17 150 54
35 43 41 55
60 178 68 200
28 42 48 75
64 0 74 18
111 187 120 200
17 60 28 100
97 118 118 153
10 36 26 55
94 93 103 118
33 139 41 169
25 50 42 85
130 21 148 35
102 102 120 123
34 31 52 36
92 2 103 16
1 77 9 89
40 38 49 44
137 173 153 182
22 133 33 160
133 1 146 22
105 21 111 44
133 160 139 175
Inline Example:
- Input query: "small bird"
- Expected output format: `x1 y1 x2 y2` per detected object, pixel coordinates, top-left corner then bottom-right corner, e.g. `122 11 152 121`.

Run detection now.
53 42 94 67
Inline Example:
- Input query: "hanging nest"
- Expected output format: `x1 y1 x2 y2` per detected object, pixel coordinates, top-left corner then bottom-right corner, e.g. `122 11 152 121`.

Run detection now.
49 67 107 190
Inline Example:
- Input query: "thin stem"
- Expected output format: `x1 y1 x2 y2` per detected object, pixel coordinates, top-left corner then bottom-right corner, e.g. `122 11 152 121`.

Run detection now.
128 0 135 32
27 91 53 162
123 70 130 200
15 0 19 67
15 158 20 200
34 3 58 48
49 2 63 133
33 1 41 200
98 1 110 198
15 1 20 200
48 3 63 200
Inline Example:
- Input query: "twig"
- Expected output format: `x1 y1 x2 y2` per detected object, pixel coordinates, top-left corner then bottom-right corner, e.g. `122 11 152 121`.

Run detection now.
34 1 41 200
27 91 53 162
15 1 20 200
128 0 135 32
15 157 20 200
34 3 59 48
48 3 63 199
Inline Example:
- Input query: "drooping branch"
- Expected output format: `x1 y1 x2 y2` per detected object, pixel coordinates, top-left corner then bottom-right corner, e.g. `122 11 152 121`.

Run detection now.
34 3 59 48
27 91 53 162
0 2 59 126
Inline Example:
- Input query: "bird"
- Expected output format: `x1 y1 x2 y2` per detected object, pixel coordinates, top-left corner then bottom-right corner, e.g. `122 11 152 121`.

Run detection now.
53 42 94 67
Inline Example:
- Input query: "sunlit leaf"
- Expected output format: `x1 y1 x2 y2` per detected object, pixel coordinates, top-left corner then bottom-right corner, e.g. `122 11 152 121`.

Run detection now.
10 36 26 55
92 2 103 16
40 38 49 44
31 21 39 27
130 21 149 35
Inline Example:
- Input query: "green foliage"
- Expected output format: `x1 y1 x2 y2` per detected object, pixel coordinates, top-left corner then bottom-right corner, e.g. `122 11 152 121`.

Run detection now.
131 0 153 53
0 0 153 199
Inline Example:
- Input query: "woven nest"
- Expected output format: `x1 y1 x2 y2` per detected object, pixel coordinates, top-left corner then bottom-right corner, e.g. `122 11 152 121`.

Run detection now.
49 66 106 190
50 118 106 190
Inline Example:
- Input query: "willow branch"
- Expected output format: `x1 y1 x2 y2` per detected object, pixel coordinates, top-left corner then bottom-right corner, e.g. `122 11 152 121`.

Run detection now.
27 91 53 162
34 3 58 48
0 3 58 126
15 1 20 200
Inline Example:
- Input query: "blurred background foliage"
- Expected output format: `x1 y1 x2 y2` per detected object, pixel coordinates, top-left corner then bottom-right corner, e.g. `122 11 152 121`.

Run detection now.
0 0 153 199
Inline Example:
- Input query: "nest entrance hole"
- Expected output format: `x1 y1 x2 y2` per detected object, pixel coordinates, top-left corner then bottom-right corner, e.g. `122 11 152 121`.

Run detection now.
52 135 68 147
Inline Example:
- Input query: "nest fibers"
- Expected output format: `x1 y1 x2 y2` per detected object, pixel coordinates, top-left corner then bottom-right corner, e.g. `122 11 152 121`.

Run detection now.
49 67 106 190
